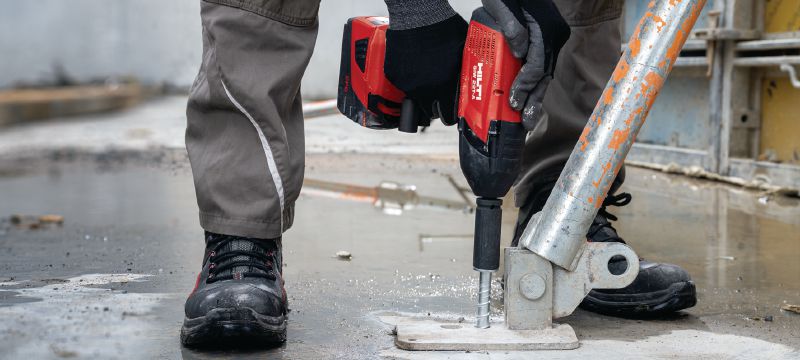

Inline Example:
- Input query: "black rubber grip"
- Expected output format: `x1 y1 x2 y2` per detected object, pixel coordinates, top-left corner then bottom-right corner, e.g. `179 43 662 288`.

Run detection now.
399 98 418 133
473 197 502 271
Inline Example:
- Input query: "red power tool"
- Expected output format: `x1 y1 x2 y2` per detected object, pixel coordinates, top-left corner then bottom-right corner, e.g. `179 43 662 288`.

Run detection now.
337 8 525 328
337 16 428 133
456 8 524 328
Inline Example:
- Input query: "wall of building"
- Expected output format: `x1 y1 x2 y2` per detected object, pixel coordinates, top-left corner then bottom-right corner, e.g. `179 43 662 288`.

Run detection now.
759 0 800 163
0 1 203 90
0 0 480 99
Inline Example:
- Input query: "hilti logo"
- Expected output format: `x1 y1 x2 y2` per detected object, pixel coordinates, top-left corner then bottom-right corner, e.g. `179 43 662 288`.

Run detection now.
471 62 483 101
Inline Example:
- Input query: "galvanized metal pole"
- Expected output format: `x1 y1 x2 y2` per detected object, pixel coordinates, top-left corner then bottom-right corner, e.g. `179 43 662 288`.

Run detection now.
519 0 708 271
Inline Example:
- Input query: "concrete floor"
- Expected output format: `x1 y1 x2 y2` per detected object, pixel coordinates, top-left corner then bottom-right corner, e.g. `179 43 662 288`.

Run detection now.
0 98 798 359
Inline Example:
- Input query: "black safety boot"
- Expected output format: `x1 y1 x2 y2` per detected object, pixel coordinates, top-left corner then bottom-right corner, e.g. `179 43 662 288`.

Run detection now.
578 193 697 317
181 232 287 347
513 169 697 318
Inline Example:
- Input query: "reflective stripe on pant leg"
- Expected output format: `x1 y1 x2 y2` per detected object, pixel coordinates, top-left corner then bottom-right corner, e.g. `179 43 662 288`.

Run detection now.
187 2 318 239
220 80 286 231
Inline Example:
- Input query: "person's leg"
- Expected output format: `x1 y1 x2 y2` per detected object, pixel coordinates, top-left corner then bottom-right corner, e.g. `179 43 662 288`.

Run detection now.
182 0 320 346
513 0 624 232
513 0 697 317
187 0 320 239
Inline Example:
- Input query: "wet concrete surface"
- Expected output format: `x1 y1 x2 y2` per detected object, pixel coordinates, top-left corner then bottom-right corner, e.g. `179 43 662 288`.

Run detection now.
0 150 799 359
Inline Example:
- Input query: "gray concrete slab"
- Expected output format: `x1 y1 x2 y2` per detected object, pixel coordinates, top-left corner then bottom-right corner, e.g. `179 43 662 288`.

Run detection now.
0 99 798 358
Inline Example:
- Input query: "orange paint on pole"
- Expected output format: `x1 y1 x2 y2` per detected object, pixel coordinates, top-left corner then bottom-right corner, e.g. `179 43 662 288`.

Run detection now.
665 3 702 72
592 161 612 189
608 128 631 150
629 37 642 58
603 86 614 105
625 107 643 126
653 14 667 32
638 71 663 105
644 12 667 32
665 30 685 65
579 126 591 152
612 59 630 82
629 22 643 57
643 71 665 109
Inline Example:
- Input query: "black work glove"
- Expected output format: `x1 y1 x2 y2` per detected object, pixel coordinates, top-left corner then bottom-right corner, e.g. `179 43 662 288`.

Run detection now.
384 14 468 125
482 0 570 130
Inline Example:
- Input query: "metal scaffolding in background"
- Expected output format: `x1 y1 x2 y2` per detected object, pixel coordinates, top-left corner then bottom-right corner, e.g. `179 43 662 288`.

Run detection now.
623 0 800 193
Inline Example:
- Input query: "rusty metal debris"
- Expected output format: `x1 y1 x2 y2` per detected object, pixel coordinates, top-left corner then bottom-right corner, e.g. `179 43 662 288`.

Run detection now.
746 315 774 322
38 215 65 224
9 214 64 229
302 178 474 215
780 304 800 315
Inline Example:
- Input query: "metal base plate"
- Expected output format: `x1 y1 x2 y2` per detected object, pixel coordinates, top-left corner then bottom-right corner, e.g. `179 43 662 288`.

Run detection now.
394 322 579 351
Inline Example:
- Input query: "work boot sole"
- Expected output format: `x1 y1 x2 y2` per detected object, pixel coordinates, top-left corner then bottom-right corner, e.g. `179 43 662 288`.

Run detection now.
579 281 697 318
180 307 287 348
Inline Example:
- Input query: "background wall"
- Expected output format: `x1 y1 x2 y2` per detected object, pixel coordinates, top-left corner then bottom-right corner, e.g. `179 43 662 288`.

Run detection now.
0 0 481 99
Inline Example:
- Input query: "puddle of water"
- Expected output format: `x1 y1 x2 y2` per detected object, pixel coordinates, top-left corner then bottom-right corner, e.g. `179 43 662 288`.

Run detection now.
616 171 800 316
0 290 42 306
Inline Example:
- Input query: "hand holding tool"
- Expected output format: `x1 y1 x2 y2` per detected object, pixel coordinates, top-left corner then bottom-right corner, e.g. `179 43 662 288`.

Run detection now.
337 14 468 133
481 0 570 130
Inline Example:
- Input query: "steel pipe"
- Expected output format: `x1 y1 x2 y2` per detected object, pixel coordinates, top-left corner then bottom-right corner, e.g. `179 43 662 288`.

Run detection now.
733 56 800 67
737 38 800 51
519 0 708 270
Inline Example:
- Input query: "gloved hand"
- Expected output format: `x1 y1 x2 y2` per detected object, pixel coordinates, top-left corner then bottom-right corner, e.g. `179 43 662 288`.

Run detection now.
482 0 570 130
383 0 468 125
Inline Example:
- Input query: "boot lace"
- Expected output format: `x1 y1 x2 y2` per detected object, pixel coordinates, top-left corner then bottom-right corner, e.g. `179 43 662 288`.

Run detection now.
205 235 278 283
598 192 632 221
587 192 632 243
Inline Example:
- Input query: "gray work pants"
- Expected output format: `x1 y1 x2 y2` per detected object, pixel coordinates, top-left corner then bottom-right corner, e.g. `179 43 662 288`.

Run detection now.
186 0 623 240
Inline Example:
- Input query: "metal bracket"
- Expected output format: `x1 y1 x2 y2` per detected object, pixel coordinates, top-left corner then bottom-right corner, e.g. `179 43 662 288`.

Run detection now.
779 64 800 89
552 242 639 318
504 243 639 329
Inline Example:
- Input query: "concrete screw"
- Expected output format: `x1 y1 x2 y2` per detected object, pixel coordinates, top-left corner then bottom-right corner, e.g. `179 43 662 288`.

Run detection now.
519 274 546 301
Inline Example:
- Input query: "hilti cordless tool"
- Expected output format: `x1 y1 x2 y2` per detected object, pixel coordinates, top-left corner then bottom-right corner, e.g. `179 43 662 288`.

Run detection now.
337 8 524 328
337 16 429 133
